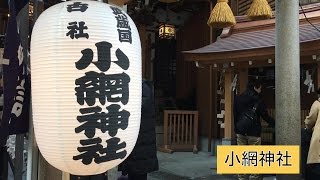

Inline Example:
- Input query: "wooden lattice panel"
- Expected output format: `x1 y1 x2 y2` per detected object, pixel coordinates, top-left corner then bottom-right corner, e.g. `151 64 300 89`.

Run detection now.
160 110 199 153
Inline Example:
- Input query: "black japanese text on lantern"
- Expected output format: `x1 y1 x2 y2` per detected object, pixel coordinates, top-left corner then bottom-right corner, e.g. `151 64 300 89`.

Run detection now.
66 2 89 39
66 2 131 165
110 6 132 44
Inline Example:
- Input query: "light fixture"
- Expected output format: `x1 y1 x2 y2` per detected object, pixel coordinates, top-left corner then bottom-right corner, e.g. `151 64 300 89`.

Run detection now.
159 23 175 39
230 62 234 67
249 61 253 65
312 55 317 60
158 1 175 39
268 59 272 64
214 63 218 68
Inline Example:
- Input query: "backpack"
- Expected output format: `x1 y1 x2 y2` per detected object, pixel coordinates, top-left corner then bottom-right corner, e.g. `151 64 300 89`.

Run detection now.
236 100 261 136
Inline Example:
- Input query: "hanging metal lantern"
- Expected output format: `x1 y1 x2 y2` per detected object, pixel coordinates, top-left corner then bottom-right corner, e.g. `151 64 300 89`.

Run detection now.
31 0 141 175
159 23 175 39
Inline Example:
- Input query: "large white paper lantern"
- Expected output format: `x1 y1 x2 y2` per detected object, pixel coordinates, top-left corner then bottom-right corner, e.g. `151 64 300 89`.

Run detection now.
30 0 141 175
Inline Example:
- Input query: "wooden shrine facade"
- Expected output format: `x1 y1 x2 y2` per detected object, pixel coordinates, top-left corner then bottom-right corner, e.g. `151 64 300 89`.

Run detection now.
183 3 320 149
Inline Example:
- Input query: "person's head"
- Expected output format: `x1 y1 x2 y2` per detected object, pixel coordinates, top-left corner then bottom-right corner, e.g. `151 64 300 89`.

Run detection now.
247 78 263 94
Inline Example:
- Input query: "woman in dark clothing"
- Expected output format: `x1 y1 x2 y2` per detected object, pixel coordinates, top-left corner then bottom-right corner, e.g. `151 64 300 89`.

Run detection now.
119 80 159 180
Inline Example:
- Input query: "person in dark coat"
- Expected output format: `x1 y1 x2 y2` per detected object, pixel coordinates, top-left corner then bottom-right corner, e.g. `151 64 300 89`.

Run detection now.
119 80 159 180
233 78 275 180
234 78 275 138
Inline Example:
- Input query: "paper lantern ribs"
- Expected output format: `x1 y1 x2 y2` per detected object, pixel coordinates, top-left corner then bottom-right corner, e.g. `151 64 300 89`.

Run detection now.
30 0 141 175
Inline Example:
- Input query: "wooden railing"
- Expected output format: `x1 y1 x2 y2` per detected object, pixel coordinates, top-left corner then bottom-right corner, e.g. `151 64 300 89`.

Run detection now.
159 110 199 153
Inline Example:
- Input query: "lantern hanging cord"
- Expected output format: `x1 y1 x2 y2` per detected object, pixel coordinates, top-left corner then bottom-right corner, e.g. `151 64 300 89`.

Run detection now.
166 3 169 22
299 3 320 33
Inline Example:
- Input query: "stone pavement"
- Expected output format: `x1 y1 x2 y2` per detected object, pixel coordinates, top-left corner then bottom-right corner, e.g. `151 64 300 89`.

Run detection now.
148 171 238 180
148 151 277 180
147 151 236 180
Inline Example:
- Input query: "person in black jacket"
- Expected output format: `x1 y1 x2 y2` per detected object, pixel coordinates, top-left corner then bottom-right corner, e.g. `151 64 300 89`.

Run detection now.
233 78 275 180
119 80 159 180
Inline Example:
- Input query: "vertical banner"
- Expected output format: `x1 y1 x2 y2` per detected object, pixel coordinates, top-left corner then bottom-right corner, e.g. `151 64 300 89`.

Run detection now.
0 0 30 146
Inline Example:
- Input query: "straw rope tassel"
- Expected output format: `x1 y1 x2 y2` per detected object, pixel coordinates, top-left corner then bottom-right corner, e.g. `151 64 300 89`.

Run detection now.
247 0 273 20
207 0 236 28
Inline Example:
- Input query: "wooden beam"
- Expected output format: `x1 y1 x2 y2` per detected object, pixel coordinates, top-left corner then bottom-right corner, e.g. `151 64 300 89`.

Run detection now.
224 70 233 139
190 55 320 70
239 68 248 94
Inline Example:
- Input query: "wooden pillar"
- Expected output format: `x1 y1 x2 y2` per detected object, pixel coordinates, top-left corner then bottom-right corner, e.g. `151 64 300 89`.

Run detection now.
209 68 218 151
208 66 213 151
224 70 234 140
207 1 219 152
239 68 248 94
138 24 147 79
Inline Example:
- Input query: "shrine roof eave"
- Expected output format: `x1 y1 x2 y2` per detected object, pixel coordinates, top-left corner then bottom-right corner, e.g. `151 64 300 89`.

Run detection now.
183 40 320 65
